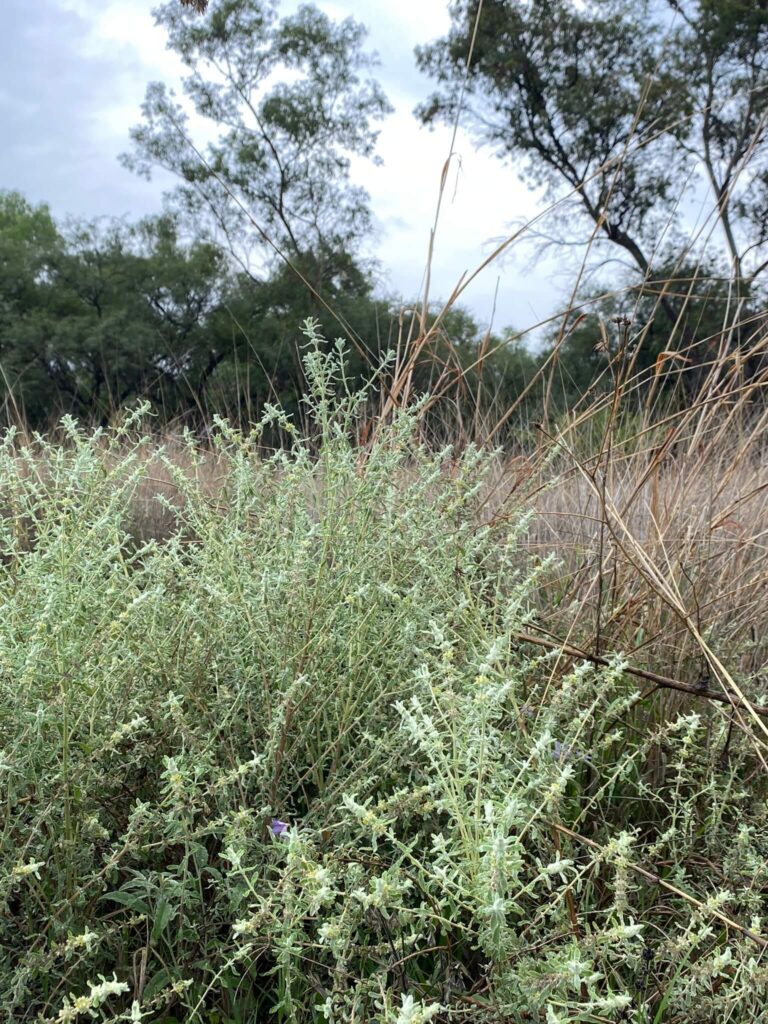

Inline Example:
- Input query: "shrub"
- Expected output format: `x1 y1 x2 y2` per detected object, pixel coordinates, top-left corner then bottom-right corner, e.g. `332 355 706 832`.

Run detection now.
1 322 766 1023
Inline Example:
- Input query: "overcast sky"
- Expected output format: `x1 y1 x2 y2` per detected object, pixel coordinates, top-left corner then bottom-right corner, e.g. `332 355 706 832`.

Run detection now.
1 0 570 336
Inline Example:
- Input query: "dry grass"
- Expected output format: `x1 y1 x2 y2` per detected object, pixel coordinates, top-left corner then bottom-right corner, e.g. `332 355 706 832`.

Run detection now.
5 317 767 755
526 430 768 683
25 374 760 732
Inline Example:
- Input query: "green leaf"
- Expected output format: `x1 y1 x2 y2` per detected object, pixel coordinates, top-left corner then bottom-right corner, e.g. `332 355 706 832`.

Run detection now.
103 890 150 915
142 968 172 1001
151 896 176 943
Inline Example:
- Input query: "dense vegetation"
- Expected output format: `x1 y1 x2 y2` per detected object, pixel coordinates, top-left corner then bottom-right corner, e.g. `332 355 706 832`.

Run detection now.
2 1 768 1021
3 0 767 431
0 191 538 432
2 326 767 1023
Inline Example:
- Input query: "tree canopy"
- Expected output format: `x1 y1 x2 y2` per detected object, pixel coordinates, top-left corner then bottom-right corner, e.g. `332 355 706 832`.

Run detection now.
125 1 390 278
1 190 535 432
4 0 767 431
417 0 768 313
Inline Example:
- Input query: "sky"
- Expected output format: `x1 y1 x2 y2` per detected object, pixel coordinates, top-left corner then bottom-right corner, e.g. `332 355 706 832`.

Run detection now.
0 0 569 336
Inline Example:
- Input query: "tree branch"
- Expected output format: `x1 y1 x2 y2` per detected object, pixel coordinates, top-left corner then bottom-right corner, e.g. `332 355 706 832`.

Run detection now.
515 629 768 719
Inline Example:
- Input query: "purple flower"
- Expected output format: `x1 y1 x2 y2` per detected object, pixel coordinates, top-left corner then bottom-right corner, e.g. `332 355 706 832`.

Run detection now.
270 818 289 837
551 741 591 764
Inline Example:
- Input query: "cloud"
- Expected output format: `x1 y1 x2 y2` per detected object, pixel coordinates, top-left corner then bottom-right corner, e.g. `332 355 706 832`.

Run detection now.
0 0 176 219
0 0 563 332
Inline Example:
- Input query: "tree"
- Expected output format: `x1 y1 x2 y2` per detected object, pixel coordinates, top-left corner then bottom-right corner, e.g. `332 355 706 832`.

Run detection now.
536 258 744 411
0 193 63 422
0 194 233 426
416 1 768 328
124 0 390 285
666 0 768 293
1 187 530 431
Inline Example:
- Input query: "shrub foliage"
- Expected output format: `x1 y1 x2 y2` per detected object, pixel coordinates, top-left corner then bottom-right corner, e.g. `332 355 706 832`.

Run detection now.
1 323 767 1023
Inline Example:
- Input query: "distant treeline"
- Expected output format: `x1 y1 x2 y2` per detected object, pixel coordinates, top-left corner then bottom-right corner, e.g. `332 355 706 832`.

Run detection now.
0 192 539 430
3 0 768 431
3 190 767 434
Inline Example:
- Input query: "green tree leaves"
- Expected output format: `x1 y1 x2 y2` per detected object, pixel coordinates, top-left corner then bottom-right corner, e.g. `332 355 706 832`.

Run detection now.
417 0 768 303
124 0 391 272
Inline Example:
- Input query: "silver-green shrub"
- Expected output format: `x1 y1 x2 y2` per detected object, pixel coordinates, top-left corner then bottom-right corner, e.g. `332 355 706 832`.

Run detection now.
1 321 766 1023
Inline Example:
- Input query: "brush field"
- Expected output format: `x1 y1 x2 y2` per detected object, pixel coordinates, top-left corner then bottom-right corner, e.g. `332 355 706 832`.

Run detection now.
1 323 767 1023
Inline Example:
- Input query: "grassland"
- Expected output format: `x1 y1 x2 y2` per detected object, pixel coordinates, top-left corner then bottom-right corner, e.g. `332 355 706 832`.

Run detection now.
1 319 767 1023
